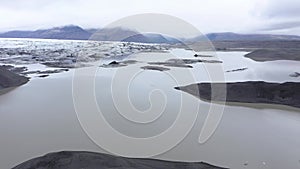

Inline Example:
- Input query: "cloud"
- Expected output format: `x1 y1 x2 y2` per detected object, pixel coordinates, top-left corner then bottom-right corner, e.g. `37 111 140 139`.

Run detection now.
0 0 299 35
256 0 300 18
0 0 56 11
260 20 300 31
248 0 300 34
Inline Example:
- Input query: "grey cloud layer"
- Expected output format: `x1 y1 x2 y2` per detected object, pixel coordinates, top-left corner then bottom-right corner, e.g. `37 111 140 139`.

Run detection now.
259 0 300 18
0 0 300 35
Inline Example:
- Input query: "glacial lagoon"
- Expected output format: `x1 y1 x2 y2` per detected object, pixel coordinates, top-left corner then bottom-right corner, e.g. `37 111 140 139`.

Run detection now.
1 40 300 169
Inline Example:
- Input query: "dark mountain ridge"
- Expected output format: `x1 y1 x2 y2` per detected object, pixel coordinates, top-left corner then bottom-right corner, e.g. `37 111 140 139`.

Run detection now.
0 25 91 40
1 25 300 43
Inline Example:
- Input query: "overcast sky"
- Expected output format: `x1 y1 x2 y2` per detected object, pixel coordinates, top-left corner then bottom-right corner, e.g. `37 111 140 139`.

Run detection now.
0 0 300 35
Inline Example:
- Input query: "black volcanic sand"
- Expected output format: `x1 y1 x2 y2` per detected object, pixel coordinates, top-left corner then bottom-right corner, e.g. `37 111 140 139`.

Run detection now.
165 58 223 64
159 63 193 68
194 54 213 57
226 68 248 73
12 151 227 169
245 49 300 61
22 69 69 75
2 64 70 77
0 65 28 74
148 58 222 69
38 75 50 78
100 60 139 68
0 66 29 91
141 65 170 71
175 81 300 109
290 72 300 77
148 62 193 68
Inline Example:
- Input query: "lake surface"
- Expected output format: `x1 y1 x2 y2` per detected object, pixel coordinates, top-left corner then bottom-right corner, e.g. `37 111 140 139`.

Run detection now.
1 48 300 169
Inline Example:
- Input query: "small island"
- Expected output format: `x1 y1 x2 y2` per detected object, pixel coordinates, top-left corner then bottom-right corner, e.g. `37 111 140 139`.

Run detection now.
245 49 300 62
0 66 29 92
12 151 227 169
175 81 300 109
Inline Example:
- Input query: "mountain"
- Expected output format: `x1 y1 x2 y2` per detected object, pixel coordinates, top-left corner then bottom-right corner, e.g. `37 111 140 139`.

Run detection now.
122 33 182 44
85 28 99 34
1 25 300 42
0 26 182 44
89 27 182 44
190 32 300 41
89 27 139 41
0 25 91 40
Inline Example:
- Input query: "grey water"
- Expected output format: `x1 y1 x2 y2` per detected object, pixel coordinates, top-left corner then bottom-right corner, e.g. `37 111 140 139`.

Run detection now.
0 48 300 169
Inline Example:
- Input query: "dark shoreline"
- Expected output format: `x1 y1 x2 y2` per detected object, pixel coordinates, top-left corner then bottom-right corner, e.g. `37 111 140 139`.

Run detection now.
175 81 300 109
245 49 300 62
0 66 29 92
12 151 227 169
